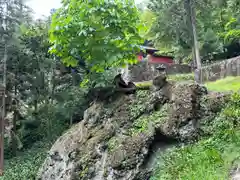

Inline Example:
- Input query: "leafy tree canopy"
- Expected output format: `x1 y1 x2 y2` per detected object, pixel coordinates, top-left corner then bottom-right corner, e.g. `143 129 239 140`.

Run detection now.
49 0 144 73
139 8 156 38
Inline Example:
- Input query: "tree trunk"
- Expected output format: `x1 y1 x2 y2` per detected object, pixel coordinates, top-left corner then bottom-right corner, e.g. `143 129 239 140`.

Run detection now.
11 81 18 156
34 98 38 112
192 47 196 67
70 115 73 127
0 0 8 174
185 0 202 83
11 109 17 156
190 0 201 69
50 59 56 104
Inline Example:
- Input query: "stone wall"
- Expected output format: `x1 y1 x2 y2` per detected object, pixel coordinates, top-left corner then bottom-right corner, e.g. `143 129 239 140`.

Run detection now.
123 61 192 82
121 56 240 83
199 56 240 82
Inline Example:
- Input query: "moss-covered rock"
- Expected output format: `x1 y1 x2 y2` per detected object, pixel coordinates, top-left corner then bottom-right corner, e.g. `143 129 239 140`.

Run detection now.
158 82 208 140
37 77 229 180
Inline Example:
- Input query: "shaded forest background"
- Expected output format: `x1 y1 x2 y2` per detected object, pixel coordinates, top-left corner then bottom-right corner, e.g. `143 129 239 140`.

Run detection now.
140 0 240 64
0 0 239 179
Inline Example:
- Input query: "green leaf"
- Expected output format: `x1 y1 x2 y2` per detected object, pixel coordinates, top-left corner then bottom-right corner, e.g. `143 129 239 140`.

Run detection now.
49 0 142 73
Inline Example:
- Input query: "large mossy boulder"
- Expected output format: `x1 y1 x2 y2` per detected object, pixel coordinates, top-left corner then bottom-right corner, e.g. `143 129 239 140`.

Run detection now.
37 78 229 180
158 82 208 140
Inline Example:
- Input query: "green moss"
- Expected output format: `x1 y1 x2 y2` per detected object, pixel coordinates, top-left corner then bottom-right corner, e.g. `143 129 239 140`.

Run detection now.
131 115 150 135
136 90 150 99
103 168 108 177
151 103 169 123
135 81 152 89
79 167 89 178
129 90 151 119
107 137 120 152
130 104 169 135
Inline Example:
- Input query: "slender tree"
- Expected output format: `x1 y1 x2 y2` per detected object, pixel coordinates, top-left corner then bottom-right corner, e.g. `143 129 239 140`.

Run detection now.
186 0 201 69
0 0 8 174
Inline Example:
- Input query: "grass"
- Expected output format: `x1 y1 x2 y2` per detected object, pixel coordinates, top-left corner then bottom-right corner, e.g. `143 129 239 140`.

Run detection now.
143 75 240 179
135 73 194 88
168 73 194 81
151 129 240 180
135 80 153 89
151 92 240 180
205 76 240 92
135 75 240 93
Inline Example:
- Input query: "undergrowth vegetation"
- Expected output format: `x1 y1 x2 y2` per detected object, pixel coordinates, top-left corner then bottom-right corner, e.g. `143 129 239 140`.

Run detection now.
151 92 240 180
0 141 52 180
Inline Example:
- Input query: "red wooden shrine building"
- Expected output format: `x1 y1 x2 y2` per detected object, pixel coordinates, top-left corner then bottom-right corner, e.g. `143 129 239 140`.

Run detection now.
137 41 174 65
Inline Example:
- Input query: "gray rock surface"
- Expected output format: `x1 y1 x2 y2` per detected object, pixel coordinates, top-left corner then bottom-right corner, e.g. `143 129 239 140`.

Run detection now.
37 77 229 180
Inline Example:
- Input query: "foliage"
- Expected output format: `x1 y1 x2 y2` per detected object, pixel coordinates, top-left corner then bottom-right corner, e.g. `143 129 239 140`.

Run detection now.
49 0 143 74
5 18 62 151
0 140 51 180
139 8 156 38
55 86 88 124
168 73 194 81
15 85 88 149
82 68 119 88
200 29 224 60
2 0 240 179
17 19 53 107
151 92 240 180
148 0 240 63
224 92 240 119
0 0 52 157
20 104 68 144
1 1 88 158
222 17 240 44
